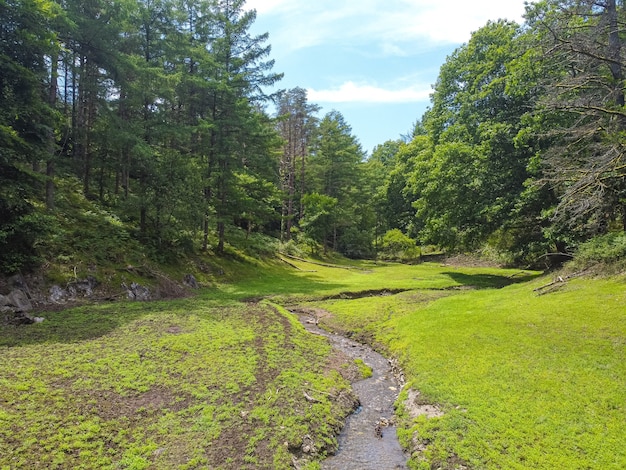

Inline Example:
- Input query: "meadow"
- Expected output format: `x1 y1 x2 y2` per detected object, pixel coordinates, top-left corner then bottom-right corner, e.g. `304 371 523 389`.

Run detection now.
1 257 624 469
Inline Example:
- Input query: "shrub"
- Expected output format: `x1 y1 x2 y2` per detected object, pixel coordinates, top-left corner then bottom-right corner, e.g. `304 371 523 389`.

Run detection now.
379 229 421 262
571 231 626 271
278 239 304 257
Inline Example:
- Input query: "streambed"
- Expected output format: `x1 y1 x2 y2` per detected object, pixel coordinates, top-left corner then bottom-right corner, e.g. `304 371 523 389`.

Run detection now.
293 310 409 470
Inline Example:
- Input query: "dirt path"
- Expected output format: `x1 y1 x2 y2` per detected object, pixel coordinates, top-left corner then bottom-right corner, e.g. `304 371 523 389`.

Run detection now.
292 310 409 470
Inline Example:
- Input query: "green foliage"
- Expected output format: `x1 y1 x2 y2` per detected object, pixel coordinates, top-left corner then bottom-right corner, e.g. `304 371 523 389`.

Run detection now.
379 229 421 262
0 210 56 274
353 358 373 379
300 193 338 252
524 0 626 231
303 111 375 257
0 165 54 273
278 239 305 257
410 20 533 253
570 232 626 271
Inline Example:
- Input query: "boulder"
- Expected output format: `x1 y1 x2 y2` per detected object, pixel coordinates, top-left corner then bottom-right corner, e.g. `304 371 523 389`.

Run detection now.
7 289 33 313
49 276 99 303
124 282 151 301
183 274 199 289
49 285 67 303
8 274 27 290
67 276 98 298
1 289 36 325
11 311 36 325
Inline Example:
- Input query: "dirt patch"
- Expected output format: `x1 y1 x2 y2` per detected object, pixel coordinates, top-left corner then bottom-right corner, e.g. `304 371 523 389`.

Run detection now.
403 389 444 420
326 349 363 383
84 387 192 421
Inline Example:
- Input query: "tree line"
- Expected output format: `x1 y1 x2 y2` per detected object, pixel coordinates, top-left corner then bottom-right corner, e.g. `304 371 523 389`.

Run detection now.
2 0 625 273
374 0 626 265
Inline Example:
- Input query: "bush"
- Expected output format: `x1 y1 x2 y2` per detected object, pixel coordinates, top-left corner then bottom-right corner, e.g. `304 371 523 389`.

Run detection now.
278 239 304 257
571 232 626 271
0 211 56 274
379 229 421 262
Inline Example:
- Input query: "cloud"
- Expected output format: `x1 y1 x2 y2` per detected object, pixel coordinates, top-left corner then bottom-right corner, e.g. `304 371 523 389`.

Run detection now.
251 0 527 54
307 81 431 104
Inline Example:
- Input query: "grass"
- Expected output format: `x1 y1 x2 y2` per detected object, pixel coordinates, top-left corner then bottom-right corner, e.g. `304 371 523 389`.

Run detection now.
2 256 624 469
310 271 626 469
0 297 355 469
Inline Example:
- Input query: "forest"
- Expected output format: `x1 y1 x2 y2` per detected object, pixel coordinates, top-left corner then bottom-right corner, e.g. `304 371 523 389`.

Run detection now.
2 0 626 274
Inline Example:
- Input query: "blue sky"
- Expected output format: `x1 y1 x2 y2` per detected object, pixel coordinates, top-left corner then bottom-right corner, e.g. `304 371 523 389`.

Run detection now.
246 0 529 155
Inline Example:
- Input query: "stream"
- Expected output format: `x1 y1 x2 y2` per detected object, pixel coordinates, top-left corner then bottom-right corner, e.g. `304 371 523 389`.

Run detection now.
293 310 409 470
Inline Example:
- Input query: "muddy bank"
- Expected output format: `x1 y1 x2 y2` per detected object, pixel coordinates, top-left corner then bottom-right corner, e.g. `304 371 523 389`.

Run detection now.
292 309 409 470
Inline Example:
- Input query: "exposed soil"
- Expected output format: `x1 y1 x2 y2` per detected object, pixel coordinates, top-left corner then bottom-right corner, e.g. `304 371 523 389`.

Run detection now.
291 308 409 470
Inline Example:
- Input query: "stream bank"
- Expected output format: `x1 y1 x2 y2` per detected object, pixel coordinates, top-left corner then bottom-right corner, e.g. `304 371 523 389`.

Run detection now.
291 308 409 470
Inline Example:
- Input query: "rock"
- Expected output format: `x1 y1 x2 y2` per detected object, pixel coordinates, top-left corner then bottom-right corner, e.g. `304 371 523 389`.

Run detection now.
1 306 14 318
7 289 33 312
12 311 36 325
124 282 151 301
0 289 35 325
50 276 99 303
49 285 67 303
67 276 98 298
8 274 27 290
301 435 316 455
183 274 199 289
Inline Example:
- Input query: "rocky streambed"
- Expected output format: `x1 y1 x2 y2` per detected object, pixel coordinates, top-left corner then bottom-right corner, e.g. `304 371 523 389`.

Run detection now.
292 309 409 470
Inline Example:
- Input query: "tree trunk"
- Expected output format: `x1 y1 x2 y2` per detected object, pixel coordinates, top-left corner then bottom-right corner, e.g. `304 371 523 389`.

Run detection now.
217 220 225 254
607 0 625 108
46 48 59 210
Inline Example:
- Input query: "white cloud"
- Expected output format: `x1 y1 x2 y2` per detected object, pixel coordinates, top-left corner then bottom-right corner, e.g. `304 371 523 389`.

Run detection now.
307 81 431 104
253 0 527 54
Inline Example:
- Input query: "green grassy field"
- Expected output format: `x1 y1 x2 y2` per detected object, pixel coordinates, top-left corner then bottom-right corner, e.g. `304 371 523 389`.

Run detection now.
309 268 626 469
1 257 624 469
0 295 357 469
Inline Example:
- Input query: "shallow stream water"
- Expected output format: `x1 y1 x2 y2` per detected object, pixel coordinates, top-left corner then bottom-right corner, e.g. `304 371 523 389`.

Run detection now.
294 311 409 470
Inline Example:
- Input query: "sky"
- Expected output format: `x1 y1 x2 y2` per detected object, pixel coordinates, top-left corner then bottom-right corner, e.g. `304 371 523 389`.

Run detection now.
245 0 529 155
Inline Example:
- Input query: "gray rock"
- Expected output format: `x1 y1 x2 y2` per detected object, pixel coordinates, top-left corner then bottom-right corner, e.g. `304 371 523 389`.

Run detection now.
183 274 199 289
12 311 36 325
7 289 33 312
8 274 27 290
67 276 98 298
124 282 151 301
49 285 67 303
0 294 10 307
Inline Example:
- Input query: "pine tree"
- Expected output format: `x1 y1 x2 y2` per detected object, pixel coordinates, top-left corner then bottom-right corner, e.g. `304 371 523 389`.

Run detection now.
203 0 282 253
275 87 319 241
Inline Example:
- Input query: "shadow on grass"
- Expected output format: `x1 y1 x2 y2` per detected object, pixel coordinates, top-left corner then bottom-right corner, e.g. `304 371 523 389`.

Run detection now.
442 271 541 289
0 301 157 348
1 268 347 348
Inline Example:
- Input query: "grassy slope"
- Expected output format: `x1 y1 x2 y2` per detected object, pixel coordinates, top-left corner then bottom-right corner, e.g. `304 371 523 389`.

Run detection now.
391 277 626 470
0 291 355 469
310 269 626 469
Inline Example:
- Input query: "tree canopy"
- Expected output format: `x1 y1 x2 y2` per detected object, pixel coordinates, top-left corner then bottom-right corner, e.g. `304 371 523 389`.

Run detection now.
2 0 626 273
